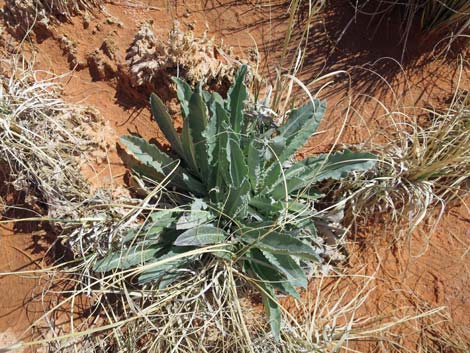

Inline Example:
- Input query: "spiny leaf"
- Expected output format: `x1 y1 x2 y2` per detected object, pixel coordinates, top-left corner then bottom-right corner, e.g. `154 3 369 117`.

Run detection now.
262 100 326 191
204 96 221 187
187 90 210 179
172 77 193 118
224 178 251 219
228 136 249 187
145 210 178 236
278 99 325 144
120 135 177 174
181 118 199 176
244 250 283 339
210 103 231 202
201 89 212 104
248 196 285 217
278 100 326 163
278 150 377 195
174 224 226 246
120 135 205 195
242 228 320 261
247 140 266 191
307 150 377 183
225 133 251 216
269 150 376 197
248 249 300 299
176 199 214 230
150 93 184 158
258 278 281 340
137 248 195 286
94 245 161 272
261 250 307 289
181 173 206 195
265 135 286 162
227 65 248 134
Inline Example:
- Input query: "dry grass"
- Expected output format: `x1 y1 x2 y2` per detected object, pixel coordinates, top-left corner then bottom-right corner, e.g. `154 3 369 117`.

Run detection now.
3 0 103 37
0 248 448 353
0 56 425 353
327 66 469 232
263 0 328 117
351 0 470 58
0 58 93 219
1 3 468 352
0 56 138 259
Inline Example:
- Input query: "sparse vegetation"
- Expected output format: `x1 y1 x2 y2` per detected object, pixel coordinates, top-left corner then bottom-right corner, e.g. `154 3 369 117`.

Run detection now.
100 65 376 337
4 0 103 37
0 59 94 219
126 20 252 90
352 0 470 58
330 88 470 230
420 0 470 33
0 1 469 352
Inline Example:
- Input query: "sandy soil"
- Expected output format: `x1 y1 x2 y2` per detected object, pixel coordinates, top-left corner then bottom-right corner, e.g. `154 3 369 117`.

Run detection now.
0 0 468 351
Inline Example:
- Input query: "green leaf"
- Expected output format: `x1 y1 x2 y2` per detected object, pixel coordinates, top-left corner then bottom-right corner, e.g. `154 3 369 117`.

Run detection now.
247 140 266 191
242 228 320 261
258 279 281 340
94 245 161 272
157 228 184 246
265 135 286 162
180 173 206 195
268 150 376 197
228 136 249 187
145 210 178 236
261 250 307 288
212 244 235 260
215 104 231 182
262 100 326 191
208 103 231 203
224 178 251 219
281 150 376 195
270 176 304 200
150 93 184 158
204 101 219 188
244 250 282 339
248 249 300 299
210 91 224 109
137 247 195 286
172 77 193 118
176 199 214 230
261 163 282 194
187 90 210 179
120 135 205 195
201 89 212 104
120 135 177 174
181 118 199 176
174 224 226 246
278 100 326 145
224 134 251 217
227 65 248 134
248 196 285 218
206 92 225 180
307 150 377 183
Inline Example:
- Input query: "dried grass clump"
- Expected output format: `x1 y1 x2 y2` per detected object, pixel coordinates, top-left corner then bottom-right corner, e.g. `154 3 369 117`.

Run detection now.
332 89 469 229
352 0 470 56
1 61 91 217
10 250 443 353
126 20 246 88
3 0 103 36
352 0 470 33
0 59 134 255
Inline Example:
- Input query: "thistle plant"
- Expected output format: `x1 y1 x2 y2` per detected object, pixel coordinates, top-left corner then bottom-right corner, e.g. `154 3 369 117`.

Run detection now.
94 65 376 338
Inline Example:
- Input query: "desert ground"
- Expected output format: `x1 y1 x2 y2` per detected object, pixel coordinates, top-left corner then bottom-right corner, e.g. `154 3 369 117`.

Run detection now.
0 1 468 352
